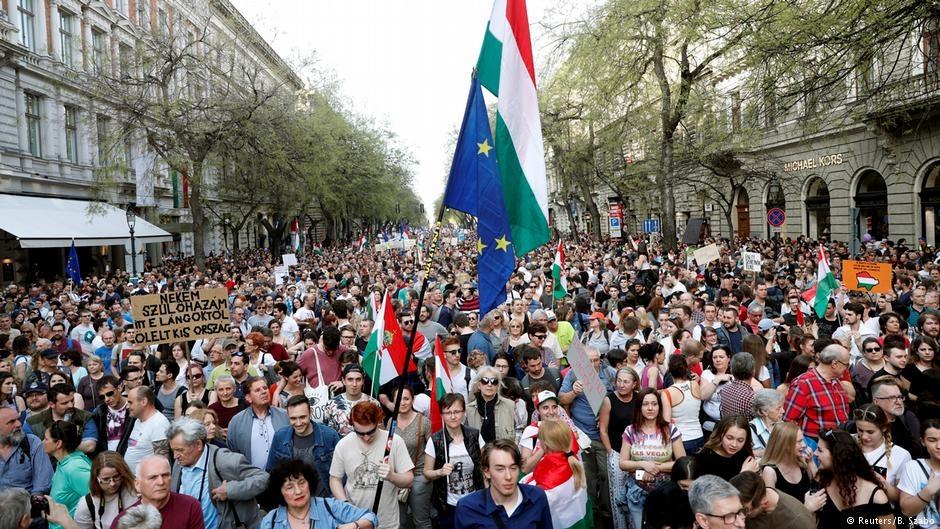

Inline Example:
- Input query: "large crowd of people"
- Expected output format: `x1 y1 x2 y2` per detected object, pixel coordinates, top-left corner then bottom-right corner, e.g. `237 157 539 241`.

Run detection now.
1 233 940 529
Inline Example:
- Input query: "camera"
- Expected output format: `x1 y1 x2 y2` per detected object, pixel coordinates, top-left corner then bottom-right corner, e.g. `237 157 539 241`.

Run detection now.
30 495 49 519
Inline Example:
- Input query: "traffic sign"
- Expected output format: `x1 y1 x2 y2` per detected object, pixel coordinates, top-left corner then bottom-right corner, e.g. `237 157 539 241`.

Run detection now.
643 219 661 233
767 208 786 227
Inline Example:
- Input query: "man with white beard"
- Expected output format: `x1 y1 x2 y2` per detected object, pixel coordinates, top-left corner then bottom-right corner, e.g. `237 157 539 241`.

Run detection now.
0 406 54 493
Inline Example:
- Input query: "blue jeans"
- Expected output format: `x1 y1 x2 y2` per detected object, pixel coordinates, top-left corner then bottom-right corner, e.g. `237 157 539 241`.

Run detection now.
625 476 649 529
683 436 705 456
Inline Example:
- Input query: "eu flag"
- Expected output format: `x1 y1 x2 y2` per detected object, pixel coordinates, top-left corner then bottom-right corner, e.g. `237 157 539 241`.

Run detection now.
66 240 82 285
443 77 515 316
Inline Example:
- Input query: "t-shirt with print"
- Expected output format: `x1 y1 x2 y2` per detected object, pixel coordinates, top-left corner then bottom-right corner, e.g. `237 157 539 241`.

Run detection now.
329 430 414 529
897 458 940 529
863 441 911 487
622 423 681 490
70 324 96 354
124 412 170 475
425 436 482 506
106 403 129 451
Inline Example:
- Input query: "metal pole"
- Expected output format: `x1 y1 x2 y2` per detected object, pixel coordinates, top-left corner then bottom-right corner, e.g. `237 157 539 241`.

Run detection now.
129 227 137 276
371 204 446 514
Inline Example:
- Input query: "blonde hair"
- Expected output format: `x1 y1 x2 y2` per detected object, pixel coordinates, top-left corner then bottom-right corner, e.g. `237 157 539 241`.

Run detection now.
538 419 585 490
760 422 805 469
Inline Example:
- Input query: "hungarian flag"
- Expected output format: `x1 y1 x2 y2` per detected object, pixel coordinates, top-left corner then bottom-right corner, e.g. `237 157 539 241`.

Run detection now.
429 337 454 433
361 293 424 396
476 0 550 255
552 241 566 299
801 246 839 318
521 451 592 529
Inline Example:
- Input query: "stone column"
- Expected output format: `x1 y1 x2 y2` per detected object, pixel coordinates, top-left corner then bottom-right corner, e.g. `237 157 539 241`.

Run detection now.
14 71 28 153
81 7 92 72
48 0 61 61
33 0 47 56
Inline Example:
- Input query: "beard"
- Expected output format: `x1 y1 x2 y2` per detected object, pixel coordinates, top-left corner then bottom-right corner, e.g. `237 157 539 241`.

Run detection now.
0 429 24 447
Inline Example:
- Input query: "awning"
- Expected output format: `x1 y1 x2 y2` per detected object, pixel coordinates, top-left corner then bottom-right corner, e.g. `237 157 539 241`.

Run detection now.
0 194 174 248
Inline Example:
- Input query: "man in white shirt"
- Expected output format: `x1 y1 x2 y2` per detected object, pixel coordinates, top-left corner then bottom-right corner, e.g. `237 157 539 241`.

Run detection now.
693 302 723 340
441 337 470 399
124 386 170 474
274 303 300 343
69 311 97 355
832 301 877 363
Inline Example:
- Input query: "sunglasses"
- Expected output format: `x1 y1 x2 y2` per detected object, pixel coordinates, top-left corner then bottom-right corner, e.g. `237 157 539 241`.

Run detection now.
853 408 878 421
354 426 378 437
480 377 499 386
531 334 547 339
401 320 414 325
189 373 203 380
99 390 116 399
445 349 461 355
864 347 882 353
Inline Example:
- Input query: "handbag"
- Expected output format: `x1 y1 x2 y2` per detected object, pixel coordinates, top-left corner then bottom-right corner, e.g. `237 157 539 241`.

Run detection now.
398 415 425 503
306 349 332 423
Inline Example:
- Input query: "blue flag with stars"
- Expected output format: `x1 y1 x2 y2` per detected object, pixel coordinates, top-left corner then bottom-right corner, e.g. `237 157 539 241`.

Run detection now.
66 240 81 285
443 76 515 316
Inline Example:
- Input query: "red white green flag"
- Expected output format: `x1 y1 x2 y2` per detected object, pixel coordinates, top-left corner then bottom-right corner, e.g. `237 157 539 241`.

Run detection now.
361 293 419 396
476 0 550 255
801 246 839 318
430 337 454 433
521 451 592 529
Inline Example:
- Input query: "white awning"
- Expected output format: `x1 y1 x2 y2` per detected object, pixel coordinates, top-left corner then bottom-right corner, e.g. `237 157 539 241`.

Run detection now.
0 194 174 248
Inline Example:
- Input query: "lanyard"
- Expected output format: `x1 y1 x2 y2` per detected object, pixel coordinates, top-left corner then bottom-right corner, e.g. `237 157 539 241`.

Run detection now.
178 447 209 503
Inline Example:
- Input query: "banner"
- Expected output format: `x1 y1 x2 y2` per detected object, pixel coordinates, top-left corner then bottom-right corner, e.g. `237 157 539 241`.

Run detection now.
843 260 892 294
693 243 721 265
566 339 607 415
281 253 298 266
131 288 230 346
274 265 289 286
743 252 762 273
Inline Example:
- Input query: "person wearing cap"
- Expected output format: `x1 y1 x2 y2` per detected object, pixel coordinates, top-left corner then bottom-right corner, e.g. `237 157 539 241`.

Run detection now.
0 405 54 494
519 388 590 473
325 364 377 436
22 379 50 419
27 383 98 455
24 348 64 389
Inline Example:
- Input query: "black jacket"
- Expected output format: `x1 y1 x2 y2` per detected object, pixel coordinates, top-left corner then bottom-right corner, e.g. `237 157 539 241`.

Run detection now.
429 425 485 511
90 402 136 456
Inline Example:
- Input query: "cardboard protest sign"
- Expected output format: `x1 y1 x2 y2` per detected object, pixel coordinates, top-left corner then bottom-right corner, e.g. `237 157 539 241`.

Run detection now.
274 265 289 286
843 260 892 294
281 253 298 266
566 339 607 415
743 252 762 273
693 243 721 265
131 288 230 346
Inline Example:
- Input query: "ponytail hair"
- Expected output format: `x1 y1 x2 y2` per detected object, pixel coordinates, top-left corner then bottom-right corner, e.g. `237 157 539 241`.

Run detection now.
538 419 586 490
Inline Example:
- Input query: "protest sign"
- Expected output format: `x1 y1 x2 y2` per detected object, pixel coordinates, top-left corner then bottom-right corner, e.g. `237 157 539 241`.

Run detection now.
743 252 762 273
843 260 892 294
274 265 289 286
566 339 607 415
282 253 298 266
694 243 721 265
131 288 230 346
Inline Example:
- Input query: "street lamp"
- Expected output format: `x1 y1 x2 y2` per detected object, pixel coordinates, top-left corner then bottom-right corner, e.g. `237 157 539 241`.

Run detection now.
126 203 137 276
223 216 231 249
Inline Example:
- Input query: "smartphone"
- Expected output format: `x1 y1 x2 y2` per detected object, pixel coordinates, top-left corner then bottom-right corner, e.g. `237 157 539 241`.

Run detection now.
30 495 49 519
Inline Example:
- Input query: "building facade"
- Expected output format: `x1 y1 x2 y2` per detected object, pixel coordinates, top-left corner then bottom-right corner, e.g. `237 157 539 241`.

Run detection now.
0 0 302 282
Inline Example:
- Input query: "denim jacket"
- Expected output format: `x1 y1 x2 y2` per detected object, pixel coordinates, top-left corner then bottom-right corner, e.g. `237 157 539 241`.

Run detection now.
260 498 377 529
265 422 340 497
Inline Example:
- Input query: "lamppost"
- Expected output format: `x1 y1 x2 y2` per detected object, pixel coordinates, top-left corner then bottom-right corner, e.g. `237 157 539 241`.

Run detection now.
126 203 137 276
223 215 231 249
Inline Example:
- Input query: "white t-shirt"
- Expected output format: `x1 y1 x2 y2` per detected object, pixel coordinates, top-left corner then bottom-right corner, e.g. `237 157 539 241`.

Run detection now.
425 438 478 506
70 324 96 353
692 321 722 341
124 411 170 475
897 458 940 529
280 316 300 340
863 440 911 487
330 431 413 529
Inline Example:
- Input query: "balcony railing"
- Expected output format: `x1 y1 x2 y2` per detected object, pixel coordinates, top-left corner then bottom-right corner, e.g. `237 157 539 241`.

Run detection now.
866 71 940 117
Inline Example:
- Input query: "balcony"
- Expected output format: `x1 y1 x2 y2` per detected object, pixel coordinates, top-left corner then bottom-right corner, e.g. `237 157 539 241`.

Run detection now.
865 71 940 126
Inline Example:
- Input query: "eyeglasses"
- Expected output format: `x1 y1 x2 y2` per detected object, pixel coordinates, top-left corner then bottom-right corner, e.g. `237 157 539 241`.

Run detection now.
401 320 414 325
354 426 378 437
97 476 123 485
702 509 747 524
480 377 499 386
99 390 116 399
442 410 464 417
874 395 904 401
189 373 204 380
341 335 356 340
531 334 547 340
445 349 461 355
493 316 502 320
864 347 882 353
832 359 850 368
125 376 142 383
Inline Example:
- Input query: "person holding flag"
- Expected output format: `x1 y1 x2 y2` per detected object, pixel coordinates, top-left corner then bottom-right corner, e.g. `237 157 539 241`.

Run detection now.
423 393 485 529
520 419 593 529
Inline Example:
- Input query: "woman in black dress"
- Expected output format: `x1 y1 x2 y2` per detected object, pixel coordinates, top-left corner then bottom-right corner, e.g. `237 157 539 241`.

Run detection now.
816 429 895 529
693 415 760 481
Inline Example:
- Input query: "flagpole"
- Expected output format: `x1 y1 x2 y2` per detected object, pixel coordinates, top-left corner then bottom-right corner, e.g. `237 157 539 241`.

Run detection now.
371 202 447 514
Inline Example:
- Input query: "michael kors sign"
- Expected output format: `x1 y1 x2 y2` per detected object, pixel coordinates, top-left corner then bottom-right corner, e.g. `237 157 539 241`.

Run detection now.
783 153 845 172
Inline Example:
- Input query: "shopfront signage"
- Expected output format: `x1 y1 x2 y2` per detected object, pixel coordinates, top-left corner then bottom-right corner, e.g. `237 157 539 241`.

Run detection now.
783 153 844 173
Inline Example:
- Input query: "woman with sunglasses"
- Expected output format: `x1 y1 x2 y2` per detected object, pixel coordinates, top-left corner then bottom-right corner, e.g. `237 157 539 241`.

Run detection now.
854 403 911 503
44 420 92 523
423 393 484 529
175 364 210 419
465 366 523 443
60 349 87 388
329 401 414 529
73 451 137 529
853 337 886 404
816 429 895 529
